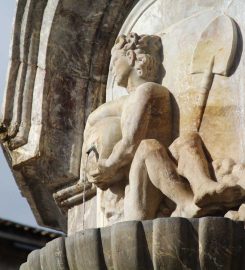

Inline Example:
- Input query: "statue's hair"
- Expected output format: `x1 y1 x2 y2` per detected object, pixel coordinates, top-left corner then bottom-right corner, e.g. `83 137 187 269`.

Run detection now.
112 33 163 82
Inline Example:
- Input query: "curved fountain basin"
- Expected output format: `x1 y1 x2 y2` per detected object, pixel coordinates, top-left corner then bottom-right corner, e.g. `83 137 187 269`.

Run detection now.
20 217 245 270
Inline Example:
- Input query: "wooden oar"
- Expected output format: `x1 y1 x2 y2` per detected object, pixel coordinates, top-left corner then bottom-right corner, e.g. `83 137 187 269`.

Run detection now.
190 15 238 131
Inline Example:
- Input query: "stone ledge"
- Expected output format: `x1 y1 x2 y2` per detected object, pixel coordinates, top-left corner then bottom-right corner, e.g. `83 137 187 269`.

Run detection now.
20 217 245 270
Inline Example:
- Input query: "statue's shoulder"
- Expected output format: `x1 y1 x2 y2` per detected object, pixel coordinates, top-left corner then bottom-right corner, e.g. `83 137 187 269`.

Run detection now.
116 94 129 102
87 95 128 126
97 94 128 110
135 82 169 97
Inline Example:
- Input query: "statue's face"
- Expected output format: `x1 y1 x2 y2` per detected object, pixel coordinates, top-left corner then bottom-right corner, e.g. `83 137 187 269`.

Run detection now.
111 50 132 87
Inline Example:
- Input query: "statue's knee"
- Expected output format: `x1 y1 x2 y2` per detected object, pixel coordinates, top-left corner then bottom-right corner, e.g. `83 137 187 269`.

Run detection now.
138 139 165 158
170 132 201 156
179 132 200 145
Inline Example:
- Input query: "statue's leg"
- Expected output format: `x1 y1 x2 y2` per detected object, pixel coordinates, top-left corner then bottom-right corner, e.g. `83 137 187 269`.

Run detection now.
124 139 202 220
170 132 244 207
124 140 163 221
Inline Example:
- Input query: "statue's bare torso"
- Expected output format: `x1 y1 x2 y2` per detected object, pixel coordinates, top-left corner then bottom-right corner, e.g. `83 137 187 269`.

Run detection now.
87 82 172 157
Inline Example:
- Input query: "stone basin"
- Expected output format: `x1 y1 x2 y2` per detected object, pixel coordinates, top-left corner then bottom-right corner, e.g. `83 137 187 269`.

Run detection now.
20 217 245 270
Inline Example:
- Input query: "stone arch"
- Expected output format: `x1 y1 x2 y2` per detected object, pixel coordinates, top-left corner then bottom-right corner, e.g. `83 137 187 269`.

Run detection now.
1 0 139 231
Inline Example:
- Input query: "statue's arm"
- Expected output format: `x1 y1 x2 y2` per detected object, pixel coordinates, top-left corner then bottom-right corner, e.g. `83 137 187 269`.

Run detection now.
105 83 154 171
86 95 128 128
81 95 127 171
82 95 126 159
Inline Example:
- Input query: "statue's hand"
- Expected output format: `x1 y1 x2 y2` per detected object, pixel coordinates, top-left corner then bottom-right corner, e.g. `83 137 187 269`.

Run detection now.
88 158 117 189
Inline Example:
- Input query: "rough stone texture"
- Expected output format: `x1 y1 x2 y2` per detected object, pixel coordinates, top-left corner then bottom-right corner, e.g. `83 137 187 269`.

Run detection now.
0 0 139 231
67 196 97 235
94 0 245 228
2 0 245 235
20 217 245 270
59 21 245 233
108 0 245 162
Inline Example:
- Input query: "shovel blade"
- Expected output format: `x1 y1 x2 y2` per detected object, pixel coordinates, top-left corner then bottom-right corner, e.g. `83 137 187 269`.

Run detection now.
191 15 237 76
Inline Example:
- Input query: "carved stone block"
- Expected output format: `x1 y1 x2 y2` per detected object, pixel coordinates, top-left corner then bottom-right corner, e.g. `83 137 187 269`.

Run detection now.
20 217 245 270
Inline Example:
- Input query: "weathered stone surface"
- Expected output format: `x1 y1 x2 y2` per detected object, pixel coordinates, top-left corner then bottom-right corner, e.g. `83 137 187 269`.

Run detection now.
109 0 245 161
86 0 245 228
60 27 245 233
2 0 245 238
20 217 245 270
40 237 69 270
67 196 97 235
0 0 139 231
24 250 42 270
66 228 107 270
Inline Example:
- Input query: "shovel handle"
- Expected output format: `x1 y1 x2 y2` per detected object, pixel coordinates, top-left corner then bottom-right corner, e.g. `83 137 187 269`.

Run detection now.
200 68 214 92
196 58 215 131
196 72 214 131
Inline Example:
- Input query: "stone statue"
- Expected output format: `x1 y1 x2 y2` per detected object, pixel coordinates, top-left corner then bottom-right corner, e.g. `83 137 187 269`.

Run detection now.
55 33 245 223
4 1 245 268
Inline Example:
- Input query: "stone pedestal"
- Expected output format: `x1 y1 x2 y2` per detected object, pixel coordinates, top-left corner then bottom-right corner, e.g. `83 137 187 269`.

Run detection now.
20 217 245 270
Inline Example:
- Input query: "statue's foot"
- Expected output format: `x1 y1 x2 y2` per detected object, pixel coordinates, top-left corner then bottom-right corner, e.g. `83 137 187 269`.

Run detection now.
213 158 235 181
225 204 245 222
231 164 245 189
171 204 193 218
194 180 245 208
224 210 240 221
171 201 221 218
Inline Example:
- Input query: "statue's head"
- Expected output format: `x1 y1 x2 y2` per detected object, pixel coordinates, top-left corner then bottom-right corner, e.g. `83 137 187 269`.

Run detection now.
111 33 163 87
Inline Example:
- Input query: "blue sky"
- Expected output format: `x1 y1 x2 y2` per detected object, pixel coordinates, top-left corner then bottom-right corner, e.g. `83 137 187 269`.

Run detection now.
0 1 39 227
